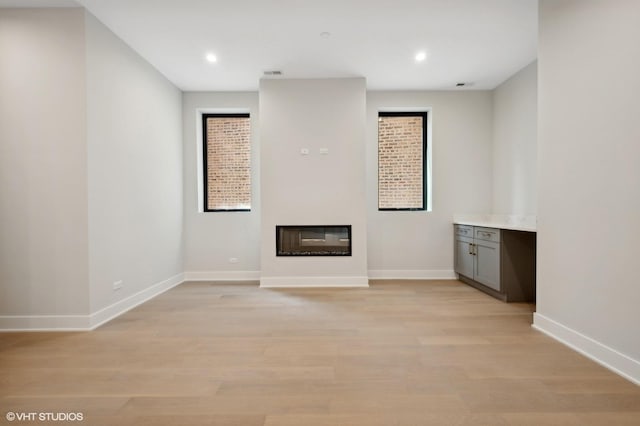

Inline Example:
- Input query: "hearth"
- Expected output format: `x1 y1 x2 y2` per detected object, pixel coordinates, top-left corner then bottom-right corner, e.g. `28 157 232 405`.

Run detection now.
276 225 351 256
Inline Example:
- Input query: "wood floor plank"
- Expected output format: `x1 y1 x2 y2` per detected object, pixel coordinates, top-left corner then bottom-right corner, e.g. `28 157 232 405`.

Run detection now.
1 280 639 425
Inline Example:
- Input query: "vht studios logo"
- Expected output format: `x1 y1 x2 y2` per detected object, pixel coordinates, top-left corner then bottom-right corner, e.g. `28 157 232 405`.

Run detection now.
5 412 84 422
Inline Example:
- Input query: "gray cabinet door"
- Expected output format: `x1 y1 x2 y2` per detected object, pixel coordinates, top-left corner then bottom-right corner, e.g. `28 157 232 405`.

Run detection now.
454 236 474 279
474 239 501 291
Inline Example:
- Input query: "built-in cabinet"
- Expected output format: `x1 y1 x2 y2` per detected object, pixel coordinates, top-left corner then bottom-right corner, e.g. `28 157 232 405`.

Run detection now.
454 224 536 302
454 225 501 291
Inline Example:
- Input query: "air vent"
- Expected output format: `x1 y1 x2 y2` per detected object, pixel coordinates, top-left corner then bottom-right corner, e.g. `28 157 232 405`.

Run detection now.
456 82 466 87
263 70 283 76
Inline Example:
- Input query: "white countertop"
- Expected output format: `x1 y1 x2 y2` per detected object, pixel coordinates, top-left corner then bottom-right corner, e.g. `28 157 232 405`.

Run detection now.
453 214 537 232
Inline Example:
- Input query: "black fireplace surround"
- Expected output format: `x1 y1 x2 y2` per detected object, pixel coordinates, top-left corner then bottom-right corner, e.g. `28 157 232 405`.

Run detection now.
276 225 352 256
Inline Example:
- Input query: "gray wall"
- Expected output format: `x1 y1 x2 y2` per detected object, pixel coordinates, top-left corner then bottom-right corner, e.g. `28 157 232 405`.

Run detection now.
85 12 183 314
180 89 496 279
536 0 640 382
259 78 368 286
366 91 494 277
182 92 261 279
492 61 537 215
0 8 183 328
0 9 90 321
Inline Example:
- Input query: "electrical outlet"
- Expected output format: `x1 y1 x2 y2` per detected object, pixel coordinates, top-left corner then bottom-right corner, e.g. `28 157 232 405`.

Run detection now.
228 257 239 264
113 280 123 291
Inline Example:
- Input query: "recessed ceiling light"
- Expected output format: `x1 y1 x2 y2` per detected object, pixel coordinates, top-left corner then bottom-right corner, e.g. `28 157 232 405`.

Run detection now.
320 31 331 39
205 53 217 63
415 51 427 62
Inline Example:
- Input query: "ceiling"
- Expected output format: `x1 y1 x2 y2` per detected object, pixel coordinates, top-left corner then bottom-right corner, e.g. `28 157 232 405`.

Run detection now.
1 0 538 91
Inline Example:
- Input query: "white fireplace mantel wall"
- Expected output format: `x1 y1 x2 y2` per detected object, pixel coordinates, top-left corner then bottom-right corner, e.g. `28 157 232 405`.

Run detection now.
259 78 368 287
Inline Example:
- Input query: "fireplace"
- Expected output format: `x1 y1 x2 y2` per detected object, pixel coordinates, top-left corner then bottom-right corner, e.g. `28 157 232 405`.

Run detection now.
276 225 352 256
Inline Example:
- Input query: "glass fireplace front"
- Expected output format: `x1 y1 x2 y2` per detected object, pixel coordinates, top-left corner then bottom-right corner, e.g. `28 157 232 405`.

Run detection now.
276 225 352 256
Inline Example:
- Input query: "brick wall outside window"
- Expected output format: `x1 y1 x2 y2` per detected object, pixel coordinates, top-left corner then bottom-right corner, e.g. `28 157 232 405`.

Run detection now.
378 113 426 210
204 114 251 211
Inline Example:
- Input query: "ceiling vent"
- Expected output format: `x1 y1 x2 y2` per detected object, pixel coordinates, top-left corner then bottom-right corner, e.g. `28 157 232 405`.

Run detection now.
263 70 283 76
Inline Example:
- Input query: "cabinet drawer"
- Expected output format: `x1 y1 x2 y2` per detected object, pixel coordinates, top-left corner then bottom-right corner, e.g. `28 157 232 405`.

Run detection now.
475 227 501 242
454 224 473 237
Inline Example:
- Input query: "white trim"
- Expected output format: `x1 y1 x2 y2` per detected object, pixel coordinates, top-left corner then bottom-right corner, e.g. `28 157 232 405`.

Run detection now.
184 270 261 281
197 108 251 114
378 107 431 113
368 269 456 280
0 315 90 332
0 273 185 332
533 313 640 386
89 273 184 329
260 276 369 288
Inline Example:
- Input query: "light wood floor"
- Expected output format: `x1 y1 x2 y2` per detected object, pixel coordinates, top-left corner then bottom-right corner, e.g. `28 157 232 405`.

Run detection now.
1 280 639 425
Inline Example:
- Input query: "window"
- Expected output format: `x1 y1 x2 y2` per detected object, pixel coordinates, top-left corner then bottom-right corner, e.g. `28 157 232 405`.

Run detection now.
377 111 427 210
202 113 251 211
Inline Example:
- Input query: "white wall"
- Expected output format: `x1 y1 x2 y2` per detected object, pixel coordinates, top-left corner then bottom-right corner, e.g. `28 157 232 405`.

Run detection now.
366 91 493 278
535 0 640 383
182 89 495 281
492 61 537 215
85 12 183 314
259 78 368 286
182 92 260 280
0 9 90 320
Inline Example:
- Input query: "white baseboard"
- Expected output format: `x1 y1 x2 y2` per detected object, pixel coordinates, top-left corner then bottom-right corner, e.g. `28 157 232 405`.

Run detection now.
89 272 184 330
0 273 184 332
183 270 260 281
367 269 456 280
0 315 91 331
533 313 640 386
260 275 369 288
